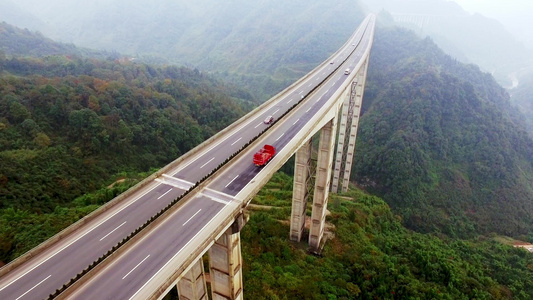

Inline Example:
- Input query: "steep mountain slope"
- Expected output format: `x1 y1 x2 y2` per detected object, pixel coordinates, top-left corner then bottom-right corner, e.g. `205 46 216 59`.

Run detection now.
238 173 533 299
360 0 533 87
354 25 533 237
0 54 251 210
0 0 47 33
0 26 257 262
0 22 108 58
511 74 533 136
1 0 365 99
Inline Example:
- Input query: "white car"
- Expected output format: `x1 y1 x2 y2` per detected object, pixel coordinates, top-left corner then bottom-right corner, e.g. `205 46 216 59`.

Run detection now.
264 115 274 124
330 61 334 64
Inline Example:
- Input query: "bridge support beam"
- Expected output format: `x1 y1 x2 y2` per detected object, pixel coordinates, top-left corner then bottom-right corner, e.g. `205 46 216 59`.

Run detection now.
290 138 313 242
208 227 243 300
309 117 337 251
177 258 208 300
331 57 369 193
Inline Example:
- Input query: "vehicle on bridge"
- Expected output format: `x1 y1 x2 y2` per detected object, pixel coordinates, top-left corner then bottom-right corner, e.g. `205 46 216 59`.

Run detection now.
264 115 274 124
344 68 351 75
253 144 276 166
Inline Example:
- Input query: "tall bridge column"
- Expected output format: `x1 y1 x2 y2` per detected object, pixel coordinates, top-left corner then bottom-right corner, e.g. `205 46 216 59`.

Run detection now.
290 138 313 242
309 117 338 251
208 227 243 300
177 258 208 300
331 57 369 193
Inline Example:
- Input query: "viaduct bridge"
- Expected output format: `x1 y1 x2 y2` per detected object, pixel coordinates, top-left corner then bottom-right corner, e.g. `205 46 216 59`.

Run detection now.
0 14 375 300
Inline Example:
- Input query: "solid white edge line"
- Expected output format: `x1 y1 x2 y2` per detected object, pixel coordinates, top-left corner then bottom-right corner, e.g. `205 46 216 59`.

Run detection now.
99 221 127 242
225 175 239 188
0 182 161 292
182 209 202 226
128 200 231 300
230 137 242 146
128 23 371 299
172 23 358 176
157 188 172 200
122 255 150 280
11 22 367 296
199 157 215 169
15 275 51 300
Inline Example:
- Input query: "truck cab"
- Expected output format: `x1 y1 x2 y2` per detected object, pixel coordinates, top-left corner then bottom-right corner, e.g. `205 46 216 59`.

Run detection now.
253 145 276 166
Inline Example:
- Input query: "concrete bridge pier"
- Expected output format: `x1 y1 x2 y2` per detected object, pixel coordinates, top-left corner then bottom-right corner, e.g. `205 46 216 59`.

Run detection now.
309 117 338 251
177 258 208 300
289 138 313 242
331 57 369 193
208 225 243 300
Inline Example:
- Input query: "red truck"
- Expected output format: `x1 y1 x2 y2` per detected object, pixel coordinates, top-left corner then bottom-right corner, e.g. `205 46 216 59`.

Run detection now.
253 145 276 166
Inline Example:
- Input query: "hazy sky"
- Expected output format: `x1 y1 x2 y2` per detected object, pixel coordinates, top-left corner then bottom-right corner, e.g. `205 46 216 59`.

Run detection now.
452 0 532 17
452 0 533 46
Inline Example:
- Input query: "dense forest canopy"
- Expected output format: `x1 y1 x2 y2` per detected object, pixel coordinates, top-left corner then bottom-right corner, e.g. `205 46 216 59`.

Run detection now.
1 4 533 298
1 0 366 100
0 41 255 261
510 73 533 136
0 53 253 211
0 21 109 59
239 172 533 299
354 25 533 238
360 0 533 87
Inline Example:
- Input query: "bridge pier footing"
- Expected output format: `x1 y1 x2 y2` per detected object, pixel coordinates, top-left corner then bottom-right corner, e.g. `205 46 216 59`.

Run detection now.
289 138 313 242
208 227 243 300
309 118 337 252
177 258 208 300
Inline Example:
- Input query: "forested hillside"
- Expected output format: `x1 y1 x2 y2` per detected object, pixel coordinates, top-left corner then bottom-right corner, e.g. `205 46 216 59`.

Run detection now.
2 0 365 100
0 45 253 262
237 173 533 299
511 74 533 136
0 22 108 59
354 26 533 238
361 0 532 86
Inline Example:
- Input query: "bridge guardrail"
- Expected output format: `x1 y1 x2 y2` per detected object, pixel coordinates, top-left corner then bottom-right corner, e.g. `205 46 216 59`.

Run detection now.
0 16 368 280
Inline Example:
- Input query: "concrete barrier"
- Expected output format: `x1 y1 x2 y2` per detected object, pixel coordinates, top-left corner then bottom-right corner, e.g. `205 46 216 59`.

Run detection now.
0 14 369 280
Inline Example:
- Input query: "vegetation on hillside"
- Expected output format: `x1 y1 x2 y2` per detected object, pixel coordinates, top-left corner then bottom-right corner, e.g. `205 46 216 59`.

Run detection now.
510 73 533 136
0 51 253 262
354 26 533 238
0 172 142 263
364 0 531 86
0 22 109 59
239 172 533 299
1 9 533 299
3 0 366 100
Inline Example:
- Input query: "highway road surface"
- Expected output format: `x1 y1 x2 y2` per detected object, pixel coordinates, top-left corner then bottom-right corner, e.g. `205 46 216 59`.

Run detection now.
67 15 375 300
0 15 374 300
